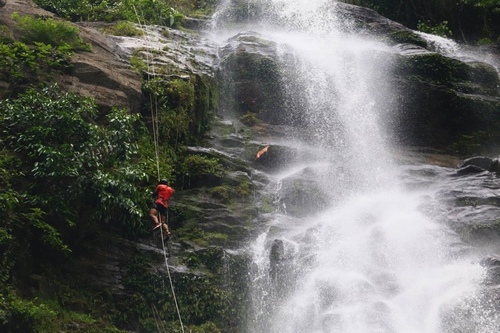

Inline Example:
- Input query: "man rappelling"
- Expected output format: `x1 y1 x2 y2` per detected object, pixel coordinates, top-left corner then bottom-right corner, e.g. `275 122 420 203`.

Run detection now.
150 179 174 239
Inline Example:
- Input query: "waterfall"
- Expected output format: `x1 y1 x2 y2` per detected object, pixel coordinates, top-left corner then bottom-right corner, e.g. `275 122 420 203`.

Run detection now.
211 1 498 332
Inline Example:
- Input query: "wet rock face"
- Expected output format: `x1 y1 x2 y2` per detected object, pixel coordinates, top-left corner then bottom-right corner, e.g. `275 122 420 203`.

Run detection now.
479 255 500 311
458 156 500 174
218 32 288 124
389 46 500 151
214 4 500 153
430 157 500 250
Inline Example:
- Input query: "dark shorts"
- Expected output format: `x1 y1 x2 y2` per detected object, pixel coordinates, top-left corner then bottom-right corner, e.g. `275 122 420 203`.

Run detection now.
152 203 167 215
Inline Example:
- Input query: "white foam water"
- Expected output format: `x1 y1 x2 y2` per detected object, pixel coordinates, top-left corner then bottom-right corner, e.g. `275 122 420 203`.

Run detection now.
212 1 498 332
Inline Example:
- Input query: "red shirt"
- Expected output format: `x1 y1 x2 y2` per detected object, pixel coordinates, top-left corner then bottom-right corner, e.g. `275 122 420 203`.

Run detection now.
154 184 174 208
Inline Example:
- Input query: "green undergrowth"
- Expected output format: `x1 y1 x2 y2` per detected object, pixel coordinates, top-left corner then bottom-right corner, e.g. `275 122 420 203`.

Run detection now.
0 289 123 333
32 0 184 27
30 0 220 28
100 21 144 37
122 253 250 332
12 13 91 51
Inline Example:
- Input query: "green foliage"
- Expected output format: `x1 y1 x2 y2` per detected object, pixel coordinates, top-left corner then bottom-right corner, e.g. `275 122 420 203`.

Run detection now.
0 25 13 44
129 52 148 73
140 74 217 150
341 0 499 43
0 85 150 254
0 293 57 332
417 20 453 37
180 155 225 187
33 0 185 27
476 37 495 44
143 78 198 146
462 0 500 9
116 0 184 27
209 181 251 201
0 41 72 89
386 31 428 47
209 186 231 200
101 21 144 37
123 257 229 332
186 321 221 333
11 12 91 51
0 290 124 332
240 112 258 126
31 0 110 22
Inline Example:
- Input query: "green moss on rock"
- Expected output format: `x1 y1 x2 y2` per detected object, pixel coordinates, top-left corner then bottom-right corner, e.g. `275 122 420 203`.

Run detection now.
386 30 428 48
395 53 500 95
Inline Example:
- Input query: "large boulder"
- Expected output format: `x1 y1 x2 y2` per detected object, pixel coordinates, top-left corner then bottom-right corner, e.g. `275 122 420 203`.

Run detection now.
389 49 500 151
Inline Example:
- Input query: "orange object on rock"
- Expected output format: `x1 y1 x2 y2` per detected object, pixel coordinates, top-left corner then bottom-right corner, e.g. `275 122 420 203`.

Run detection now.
256 145 269 159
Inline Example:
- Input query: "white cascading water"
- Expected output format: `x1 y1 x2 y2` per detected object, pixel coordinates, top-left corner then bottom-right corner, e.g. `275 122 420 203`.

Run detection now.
212 1 498 332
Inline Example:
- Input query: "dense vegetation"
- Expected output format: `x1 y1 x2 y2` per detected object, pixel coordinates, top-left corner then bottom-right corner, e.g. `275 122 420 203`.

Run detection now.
0 3 220 331
32 0 218 25
342 0 500 43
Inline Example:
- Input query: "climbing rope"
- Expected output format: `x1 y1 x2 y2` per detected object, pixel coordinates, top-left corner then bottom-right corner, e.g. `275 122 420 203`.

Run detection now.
132 5 161 181
158 212 184 332
133 6 185 332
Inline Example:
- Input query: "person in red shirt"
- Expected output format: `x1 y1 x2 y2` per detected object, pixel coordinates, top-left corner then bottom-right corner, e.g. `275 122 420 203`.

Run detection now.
150 179 174 239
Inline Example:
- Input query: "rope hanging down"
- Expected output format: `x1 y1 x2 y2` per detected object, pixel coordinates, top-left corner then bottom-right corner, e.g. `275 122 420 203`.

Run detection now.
133 6 184 332
159 212 184 331
132 5 161 182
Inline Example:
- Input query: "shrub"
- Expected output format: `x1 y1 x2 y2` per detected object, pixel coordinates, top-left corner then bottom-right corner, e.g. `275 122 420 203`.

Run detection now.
0 293 57 333
0 85 150 251
181 155 224 178
33 0 184 27
142 78 197 146
179 155 225 189
417 20 453 37
11 12 91 51
0 41 72 88
103 21 144 37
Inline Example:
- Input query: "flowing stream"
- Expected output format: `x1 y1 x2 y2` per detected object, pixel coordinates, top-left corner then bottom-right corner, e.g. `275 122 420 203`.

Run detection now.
211 1 499 332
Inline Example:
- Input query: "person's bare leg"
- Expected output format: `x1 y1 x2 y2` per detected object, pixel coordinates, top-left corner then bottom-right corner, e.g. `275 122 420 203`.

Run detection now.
160 214 170 234
150 208 160 228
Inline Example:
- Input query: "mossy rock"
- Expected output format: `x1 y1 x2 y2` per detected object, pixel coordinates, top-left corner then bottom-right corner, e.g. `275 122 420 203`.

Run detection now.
218 35 286 124
386 30 428 48
394 53 500 95
391 69 500 152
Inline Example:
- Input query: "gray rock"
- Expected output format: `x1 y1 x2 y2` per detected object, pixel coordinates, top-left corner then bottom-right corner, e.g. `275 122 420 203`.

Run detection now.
459 156 494 170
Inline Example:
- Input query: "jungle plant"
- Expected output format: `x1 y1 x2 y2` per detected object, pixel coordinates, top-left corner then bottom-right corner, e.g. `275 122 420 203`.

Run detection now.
0 84 150 263
33 0 184 27
101 21 144 36
417 20 453 37
11 12 91 51
179 154 225 188
143 78 197 146
117 0 184 27
0 41 72 90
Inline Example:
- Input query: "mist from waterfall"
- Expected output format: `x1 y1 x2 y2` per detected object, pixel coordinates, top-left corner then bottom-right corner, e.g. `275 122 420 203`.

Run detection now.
212 1 497 332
